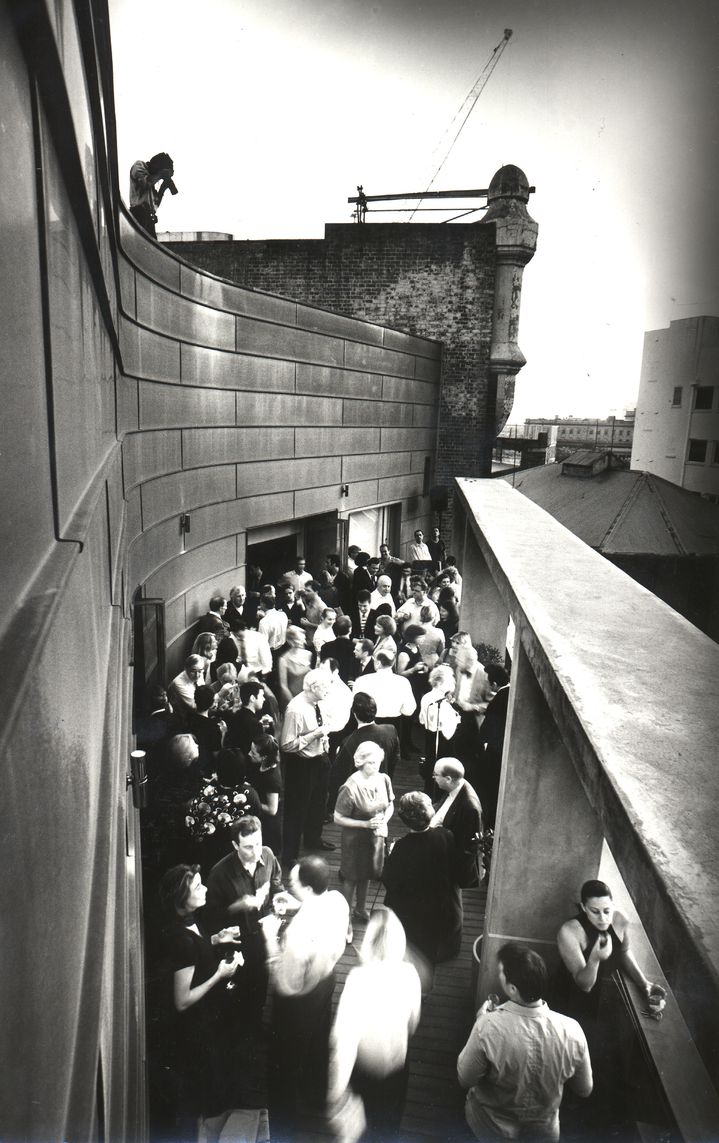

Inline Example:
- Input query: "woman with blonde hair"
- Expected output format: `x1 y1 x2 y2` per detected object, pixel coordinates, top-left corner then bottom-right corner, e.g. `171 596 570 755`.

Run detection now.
328 907 421 1141
333 741 394 941
191 631 218 684
275 625 312 710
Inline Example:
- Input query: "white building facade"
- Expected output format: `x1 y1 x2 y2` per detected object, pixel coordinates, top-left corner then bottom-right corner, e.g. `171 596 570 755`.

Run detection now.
631 316 719 498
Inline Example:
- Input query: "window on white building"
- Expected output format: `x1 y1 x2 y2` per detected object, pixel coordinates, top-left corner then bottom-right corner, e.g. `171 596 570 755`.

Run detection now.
694 386 714 411
671 387 683 407
687 439 708 463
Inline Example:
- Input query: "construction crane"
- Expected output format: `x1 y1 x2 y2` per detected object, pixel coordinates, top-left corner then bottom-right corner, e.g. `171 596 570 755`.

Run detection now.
410 28 513 219
349 28 514 224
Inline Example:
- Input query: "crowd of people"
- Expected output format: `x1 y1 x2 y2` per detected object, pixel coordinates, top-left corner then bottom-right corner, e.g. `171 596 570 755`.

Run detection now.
137 533 662 1142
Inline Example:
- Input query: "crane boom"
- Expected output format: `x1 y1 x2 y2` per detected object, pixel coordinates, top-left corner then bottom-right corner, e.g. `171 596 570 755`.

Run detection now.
410 28 513 220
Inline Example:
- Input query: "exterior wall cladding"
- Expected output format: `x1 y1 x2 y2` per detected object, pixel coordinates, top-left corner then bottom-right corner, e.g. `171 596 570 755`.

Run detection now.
168 222 499 519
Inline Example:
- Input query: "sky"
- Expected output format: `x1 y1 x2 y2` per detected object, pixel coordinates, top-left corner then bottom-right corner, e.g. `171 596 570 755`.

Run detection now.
109 0 719 423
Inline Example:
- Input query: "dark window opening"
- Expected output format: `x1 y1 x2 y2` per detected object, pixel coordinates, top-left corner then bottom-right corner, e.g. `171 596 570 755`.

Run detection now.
671 386 683 407
687 439 708 463
694 386 714 410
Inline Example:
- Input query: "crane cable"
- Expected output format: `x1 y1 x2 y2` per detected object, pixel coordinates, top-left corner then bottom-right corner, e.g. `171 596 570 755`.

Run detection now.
409 28 513 221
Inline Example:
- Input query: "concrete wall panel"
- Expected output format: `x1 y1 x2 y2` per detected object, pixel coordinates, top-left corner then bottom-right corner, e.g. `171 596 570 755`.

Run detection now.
117 375 139 433
341 399 405 426
143 537 237 601
140 466 236 528
295 427 379 457
294 479 379 517
128 517 182 589
119 215 181 291
342 452 413 482
236 391 342 426
378 473 425 501
296 303 385 346
296 363 382 400
380 427 435 453
180 262 297 324
182 426 294 468
138 380 235 430
122 430 182 490
135 274 235 349
382 375 439 405
344 340 415 377
181 343 295 391
236 456 342 497
119 318 181 382
236 314 345 367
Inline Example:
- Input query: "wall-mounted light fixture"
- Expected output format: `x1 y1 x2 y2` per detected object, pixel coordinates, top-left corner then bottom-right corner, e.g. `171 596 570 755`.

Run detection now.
180 512 191 534
340 484 350 498
127 750 149 810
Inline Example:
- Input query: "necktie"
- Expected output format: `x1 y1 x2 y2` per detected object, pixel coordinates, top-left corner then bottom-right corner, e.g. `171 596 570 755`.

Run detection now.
315 704 323 727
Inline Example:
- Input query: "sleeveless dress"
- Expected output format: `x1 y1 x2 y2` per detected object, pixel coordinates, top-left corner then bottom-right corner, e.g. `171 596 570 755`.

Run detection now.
336 771 394 880
557 911 625 1023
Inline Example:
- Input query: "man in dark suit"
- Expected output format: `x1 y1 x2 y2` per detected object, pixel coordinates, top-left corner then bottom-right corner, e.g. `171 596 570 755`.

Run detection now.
197 594 228 636
353 639 376 680
318 616 355 683
350 590 377 639
225 680 269 754
328 692 401 809
225 585 246 633
431 758 483 888
325 553 352 613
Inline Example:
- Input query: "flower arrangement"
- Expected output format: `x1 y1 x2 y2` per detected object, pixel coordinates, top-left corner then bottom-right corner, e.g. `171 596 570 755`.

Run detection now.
185 779 254 841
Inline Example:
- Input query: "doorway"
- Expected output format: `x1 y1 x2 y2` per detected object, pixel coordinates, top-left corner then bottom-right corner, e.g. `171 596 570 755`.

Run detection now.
245 534 298 586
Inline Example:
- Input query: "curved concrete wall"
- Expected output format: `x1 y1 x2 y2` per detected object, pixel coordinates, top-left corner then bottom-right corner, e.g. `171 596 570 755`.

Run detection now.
116 215 440 670
0 0 439 1138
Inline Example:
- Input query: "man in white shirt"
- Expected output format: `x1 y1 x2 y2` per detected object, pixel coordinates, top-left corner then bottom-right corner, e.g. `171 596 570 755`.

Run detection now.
407 529 432 564
458 943 592 1141
284 557 313 593
396 578 440 629
239 625 272 678
263 857 349 1131
258 592 289 652
370 574 396 616
353 652 416 724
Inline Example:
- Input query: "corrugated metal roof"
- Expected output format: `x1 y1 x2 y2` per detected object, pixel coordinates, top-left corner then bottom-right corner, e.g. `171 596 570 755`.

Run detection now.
503 465 719 555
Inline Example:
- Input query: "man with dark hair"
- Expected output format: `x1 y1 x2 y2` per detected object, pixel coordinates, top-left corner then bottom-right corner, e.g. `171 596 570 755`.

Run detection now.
350 589 377 639
206 816 285 1023
396 577 439 629
258 591 288 654
186 684 225 774
325 553 352 613
129 151 176 238
318 615 355 683
458 943 592 1141
284 557 313 593
197 594 228 636
225 680 267 754
427 525 446 571
263 856 349 1133
407 528 432 564
329 692 400 807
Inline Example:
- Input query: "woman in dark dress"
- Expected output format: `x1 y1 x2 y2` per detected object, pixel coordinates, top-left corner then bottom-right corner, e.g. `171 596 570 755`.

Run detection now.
247 733 283 856
556 879 665 1133
382 792 461 980
159 864 243 1140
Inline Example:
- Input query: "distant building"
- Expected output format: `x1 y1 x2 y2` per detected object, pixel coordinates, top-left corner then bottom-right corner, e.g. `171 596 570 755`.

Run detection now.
524 413 635 454
631 316 719 499
503 457 719 642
